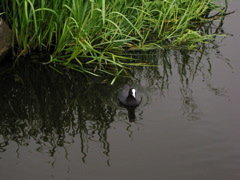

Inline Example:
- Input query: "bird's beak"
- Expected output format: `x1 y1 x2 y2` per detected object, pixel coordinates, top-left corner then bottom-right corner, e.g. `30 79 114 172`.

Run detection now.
132 89 136 98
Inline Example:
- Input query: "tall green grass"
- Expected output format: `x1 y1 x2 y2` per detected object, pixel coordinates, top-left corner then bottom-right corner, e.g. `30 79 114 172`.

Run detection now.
0 0 225 77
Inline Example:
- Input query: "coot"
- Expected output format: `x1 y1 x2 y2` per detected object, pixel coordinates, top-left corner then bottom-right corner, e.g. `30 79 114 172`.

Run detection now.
118 85 142 107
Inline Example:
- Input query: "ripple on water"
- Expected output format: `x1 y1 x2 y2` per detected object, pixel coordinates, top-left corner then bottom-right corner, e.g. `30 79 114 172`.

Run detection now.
106 84 152 111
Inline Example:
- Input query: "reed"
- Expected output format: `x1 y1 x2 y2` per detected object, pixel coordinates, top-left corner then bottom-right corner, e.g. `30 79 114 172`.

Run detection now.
0 0 226 76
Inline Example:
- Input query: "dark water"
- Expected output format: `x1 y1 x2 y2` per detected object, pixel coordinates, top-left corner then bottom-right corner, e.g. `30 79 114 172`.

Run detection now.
1 2 240 180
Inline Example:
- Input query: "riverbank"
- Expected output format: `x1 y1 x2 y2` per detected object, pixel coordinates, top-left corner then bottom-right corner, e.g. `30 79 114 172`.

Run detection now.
0 0 227 76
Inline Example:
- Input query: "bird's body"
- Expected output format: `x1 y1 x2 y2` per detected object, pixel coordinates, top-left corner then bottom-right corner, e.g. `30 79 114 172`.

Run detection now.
118 85 142 107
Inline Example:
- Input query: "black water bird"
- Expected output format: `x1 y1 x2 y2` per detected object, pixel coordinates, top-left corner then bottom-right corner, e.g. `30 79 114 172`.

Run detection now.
118 85 142 122
118 85 142 107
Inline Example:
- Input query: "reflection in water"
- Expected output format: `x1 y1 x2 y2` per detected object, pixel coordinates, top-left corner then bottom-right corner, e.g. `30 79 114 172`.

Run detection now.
0 62 117 164
127 107 136 122
0 15 231 165
129 44 230 121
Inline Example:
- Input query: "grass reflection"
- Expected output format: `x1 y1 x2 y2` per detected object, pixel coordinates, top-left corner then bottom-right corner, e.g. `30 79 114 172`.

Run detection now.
0 62 118 163
127 44 230 121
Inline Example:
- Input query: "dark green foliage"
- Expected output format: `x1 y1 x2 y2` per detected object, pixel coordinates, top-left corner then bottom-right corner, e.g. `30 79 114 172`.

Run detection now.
0 0 225 76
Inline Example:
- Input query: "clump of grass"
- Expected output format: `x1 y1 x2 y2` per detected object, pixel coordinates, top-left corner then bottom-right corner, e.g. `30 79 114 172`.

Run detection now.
0 0 227 77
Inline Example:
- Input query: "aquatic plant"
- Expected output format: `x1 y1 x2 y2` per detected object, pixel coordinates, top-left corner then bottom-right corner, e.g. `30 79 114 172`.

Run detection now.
0 0 227 77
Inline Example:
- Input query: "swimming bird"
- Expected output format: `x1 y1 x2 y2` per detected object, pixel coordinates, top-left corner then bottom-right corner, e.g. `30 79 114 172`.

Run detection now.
118 85 142 107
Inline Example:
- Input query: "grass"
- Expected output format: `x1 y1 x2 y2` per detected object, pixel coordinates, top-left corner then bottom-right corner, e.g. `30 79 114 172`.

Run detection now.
0 0 227 77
